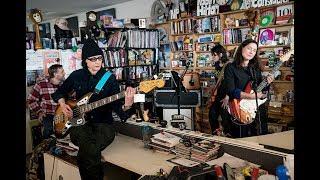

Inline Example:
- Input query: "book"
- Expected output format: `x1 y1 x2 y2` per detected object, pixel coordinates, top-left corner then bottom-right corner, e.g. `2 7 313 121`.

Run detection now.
258 28 275 46
276 4 293 25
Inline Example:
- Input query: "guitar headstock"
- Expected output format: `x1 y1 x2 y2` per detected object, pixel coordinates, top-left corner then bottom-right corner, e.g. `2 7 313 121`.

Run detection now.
139 79 165 93
279 49 294 62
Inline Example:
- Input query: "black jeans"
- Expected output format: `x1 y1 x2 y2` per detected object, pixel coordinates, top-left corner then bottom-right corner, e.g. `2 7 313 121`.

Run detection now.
228 103 269 138
208 101 232 135
42 114 54 139
70 123 115 180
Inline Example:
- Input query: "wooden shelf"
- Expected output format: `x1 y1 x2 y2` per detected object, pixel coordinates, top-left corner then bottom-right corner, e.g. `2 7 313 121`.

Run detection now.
223 43 241 46
264 67 292 71
273 80 293 83
223 26 250 30
195 67 215 70
196 31 221 35
171 33 193 36
196 42 217 44
194 14 220 19
262 23 294 29
195 51 211 53
174 50 193 52
259 45 290 49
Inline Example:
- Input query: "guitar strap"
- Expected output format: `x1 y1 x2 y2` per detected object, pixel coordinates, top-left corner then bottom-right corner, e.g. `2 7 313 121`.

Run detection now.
94 71 112 94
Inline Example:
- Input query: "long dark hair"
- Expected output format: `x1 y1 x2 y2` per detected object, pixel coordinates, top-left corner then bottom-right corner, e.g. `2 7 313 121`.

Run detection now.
211 43 228 63
234 39 261 70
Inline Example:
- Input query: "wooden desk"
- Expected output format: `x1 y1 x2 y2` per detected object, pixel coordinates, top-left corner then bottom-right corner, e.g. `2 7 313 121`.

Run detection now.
101 133 176 176
238 130 294 151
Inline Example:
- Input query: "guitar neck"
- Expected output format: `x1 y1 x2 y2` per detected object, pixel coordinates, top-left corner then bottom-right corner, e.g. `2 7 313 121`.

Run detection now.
256 60 284 92
83 87 139 112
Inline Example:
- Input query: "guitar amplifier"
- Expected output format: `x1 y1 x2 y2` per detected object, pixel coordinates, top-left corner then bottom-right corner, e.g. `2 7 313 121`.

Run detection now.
154 90 201 108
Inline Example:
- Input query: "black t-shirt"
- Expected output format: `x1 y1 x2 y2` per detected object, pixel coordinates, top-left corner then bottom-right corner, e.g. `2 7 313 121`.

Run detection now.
52 68 130 124
221 62 264 100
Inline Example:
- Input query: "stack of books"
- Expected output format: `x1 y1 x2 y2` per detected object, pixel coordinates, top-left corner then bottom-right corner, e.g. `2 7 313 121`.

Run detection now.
174 143 192 159
148 132 181 153
190 140 220 163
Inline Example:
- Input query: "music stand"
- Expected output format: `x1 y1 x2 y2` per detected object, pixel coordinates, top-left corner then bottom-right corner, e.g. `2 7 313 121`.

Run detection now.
170 70 188 129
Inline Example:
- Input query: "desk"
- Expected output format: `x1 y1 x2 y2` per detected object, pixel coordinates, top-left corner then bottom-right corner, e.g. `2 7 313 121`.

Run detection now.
238 130 294 151
44 134 177 179
101 133 176 175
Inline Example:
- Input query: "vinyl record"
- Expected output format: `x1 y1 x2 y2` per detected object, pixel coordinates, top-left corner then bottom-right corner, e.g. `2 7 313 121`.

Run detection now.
259 29 274 45
260 15 273 27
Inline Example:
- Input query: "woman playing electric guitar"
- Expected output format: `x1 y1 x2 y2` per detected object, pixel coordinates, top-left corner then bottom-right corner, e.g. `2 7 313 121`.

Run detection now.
224 39 274 138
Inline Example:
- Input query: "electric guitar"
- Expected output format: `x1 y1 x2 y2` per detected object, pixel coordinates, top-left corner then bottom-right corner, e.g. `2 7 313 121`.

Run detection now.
228 49 294 124
54 79 165 138
207 61 231 108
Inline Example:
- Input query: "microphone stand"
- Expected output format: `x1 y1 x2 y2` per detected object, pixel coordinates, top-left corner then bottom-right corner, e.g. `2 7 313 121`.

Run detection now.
250 67 262 135
170 62 189 130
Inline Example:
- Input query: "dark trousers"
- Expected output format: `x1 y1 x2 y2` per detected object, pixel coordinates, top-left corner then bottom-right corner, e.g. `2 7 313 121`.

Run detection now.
229 103 269 138
209 101 269 138
70 123 115 180
42 114 54 139
208 101 233 135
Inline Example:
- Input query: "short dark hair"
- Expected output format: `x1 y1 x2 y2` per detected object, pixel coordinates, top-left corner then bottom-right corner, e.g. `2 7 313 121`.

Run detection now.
211 43 228 63
48 64 63 78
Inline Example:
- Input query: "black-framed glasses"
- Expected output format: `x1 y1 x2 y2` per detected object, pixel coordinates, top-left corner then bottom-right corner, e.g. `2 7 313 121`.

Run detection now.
87 55 103 62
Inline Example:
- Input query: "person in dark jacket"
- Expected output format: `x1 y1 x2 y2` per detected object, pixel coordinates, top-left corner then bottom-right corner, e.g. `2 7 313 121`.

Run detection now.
52 39 135 180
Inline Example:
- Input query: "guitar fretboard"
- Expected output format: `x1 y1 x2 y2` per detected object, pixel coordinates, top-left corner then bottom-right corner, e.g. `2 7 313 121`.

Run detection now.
256 60 284 92
81 87 139 113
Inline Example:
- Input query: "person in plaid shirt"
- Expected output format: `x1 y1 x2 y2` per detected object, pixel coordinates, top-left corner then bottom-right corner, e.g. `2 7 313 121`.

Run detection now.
27 64 65 138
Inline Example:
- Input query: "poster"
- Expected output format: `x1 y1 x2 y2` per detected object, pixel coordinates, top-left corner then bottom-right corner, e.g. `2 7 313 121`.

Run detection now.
97 8 116 28
26 50 44 71
43 50 61 76
60 49 82 78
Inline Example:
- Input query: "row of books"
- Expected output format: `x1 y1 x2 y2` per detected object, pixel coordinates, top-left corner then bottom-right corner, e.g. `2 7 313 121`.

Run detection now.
127 30 160 48
170 16 220 35
195 16 220 34
170 19 193 35
107 31 127 47
223 28 250 45
103 49 127 67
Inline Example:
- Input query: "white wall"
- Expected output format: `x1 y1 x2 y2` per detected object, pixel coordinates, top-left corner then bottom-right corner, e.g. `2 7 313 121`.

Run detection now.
28 0 155 38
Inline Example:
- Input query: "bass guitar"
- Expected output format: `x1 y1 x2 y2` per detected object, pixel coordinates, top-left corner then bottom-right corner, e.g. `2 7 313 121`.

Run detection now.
54 79 165 138
228 49 294 124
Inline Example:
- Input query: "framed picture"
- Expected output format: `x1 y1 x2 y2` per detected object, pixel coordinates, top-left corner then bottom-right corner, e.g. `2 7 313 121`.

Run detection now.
66 16 80 37
39 23 51 38
97 8 116 28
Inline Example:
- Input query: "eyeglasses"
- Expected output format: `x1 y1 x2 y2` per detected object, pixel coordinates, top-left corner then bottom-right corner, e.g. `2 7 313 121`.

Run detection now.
245 46 257 53
87 55 103 62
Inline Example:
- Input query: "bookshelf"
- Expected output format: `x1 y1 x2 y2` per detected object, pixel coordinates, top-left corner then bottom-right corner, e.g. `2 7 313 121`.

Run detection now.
152 1 294 133
102 27 159 82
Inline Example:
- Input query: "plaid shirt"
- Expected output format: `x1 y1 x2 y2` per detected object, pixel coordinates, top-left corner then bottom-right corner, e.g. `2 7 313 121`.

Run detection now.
27 78 60 116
